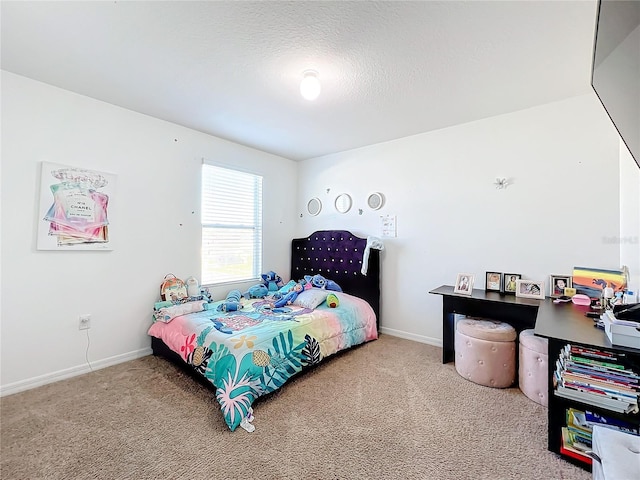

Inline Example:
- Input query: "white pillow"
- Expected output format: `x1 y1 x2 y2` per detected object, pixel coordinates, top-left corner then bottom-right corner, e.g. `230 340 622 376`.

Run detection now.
293 289 328 309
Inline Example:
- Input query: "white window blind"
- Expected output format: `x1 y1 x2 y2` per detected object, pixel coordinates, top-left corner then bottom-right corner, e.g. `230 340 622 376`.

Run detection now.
201 164 263 285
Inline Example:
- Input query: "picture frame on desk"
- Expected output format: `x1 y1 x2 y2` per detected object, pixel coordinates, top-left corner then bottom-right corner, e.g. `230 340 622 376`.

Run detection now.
485 271 502 292
454 273 474 295
502 273 521 295
516 279 545 299
549 275 572 298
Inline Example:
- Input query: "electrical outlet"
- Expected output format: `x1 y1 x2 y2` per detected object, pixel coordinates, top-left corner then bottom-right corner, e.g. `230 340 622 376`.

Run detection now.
79 314 91 330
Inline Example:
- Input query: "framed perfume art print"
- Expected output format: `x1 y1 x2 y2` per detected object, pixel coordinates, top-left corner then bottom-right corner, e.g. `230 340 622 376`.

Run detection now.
37 162 117 251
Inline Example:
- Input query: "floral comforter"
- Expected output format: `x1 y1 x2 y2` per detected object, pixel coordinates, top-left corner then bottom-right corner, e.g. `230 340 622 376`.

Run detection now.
147 291 377 431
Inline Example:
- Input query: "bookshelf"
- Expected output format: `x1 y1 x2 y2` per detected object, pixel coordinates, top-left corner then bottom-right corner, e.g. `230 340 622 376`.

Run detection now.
541 330 640 471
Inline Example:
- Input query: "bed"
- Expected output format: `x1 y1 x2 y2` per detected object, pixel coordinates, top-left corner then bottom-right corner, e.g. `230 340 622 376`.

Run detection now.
148 230 381 431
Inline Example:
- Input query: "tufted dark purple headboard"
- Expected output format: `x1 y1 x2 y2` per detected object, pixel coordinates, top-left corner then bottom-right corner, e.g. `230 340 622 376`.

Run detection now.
290 230 380 328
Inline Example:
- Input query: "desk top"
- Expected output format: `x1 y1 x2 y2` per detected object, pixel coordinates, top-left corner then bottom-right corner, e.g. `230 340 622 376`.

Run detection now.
430 285 640 353
430 285 541 307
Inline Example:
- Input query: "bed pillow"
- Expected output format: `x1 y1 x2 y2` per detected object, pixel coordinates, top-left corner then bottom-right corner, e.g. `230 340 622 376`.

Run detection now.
153 300 206 323
293 288 329 309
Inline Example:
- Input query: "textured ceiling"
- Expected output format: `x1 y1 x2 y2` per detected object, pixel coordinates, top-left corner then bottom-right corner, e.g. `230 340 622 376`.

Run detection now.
1 1 598 161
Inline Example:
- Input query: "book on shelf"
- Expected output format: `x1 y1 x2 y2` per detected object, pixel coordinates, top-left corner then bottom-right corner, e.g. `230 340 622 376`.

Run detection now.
585 410 639 435
561 379 638 400
560 427 593 465
556 385 638 414
562 371 640 393
560 344 640 379
555 344 640 414
566 408 593 444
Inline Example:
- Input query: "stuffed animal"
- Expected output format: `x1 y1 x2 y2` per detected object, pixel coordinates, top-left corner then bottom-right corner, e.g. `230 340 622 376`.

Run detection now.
243 284 269 299
326 293 340 308
217 289 243 312
200 286 212 303
185 276 201 298
273 282 304 308
277 280 297 295
304 274 342 292
261 271 283 292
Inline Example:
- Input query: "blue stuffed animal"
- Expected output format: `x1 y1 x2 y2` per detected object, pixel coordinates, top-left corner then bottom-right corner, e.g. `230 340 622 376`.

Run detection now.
277 279 297 295
261 271 283 292
217 289 243 312
304 274 342 292
243 284 269 299
273 282 304 308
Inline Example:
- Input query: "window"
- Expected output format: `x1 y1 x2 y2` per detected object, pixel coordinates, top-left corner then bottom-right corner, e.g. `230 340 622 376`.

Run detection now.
201 164 263 285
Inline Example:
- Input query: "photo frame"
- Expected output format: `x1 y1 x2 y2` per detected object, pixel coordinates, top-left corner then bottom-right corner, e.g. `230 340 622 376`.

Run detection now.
515 280 545 299
454 273 474 295
549 275 572 298
485 272 502 292
502 273 522 295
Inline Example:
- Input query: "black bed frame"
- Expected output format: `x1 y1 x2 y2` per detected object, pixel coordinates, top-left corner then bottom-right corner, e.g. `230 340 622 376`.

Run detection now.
151 230 381 386
289 230 380 329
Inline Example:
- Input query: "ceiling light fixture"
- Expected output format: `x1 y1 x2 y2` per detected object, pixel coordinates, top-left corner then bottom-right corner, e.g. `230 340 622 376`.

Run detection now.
300 70 321 101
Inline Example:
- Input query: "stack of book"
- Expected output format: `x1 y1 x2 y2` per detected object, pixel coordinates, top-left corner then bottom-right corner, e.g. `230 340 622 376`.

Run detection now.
560 408 594 463
554 344 640 414
560 407 639 464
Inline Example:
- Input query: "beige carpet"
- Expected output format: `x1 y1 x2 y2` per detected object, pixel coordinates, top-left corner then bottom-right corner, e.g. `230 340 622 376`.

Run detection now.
1 335 590 480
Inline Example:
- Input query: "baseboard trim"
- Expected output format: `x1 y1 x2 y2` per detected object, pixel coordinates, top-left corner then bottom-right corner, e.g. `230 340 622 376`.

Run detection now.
0 347 153 397
380 327 443 348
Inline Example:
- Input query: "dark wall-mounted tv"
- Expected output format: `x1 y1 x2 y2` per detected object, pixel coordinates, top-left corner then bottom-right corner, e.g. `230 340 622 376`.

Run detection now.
591 0 640 169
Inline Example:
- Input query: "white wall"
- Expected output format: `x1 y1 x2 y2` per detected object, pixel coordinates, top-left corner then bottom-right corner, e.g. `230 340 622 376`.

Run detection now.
296 94 622 345
619 143 640 298
0 72 297 394
2 70 633 394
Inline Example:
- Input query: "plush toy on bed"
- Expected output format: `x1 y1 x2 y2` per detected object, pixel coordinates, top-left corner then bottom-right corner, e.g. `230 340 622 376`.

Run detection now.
243 284 269 299
273 282 305 308
326 293 340 308
185 276 201 298
217 289 243 312
277 279 298 295
303 274 342 292
261 271 283 292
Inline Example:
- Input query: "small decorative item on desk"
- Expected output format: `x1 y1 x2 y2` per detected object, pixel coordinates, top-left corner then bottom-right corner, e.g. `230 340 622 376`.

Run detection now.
485 271 502 292
454 273 474 295
549 275 572 298
572 266 627 300
515 280 545 299
502 273 522 295
602 287 615 311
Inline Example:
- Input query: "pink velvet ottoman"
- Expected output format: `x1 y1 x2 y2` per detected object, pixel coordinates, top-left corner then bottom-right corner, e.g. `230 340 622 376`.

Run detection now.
455 318 516 388
518 329 549 407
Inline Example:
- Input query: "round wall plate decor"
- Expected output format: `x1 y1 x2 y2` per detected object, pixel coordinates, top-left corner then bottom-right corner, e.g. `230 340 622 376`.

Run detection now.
307 197 322 216
335 193 352 214
367 192 384 210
